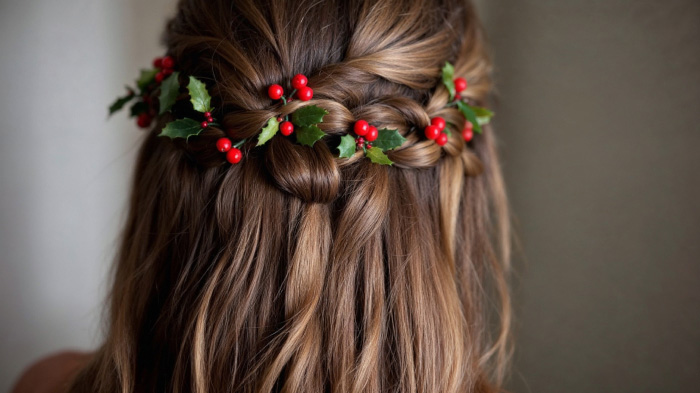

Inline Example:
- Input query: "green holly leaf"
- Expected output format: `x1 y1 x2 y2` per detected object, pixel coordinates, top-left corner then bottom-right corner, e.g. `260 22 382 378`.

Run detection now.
158 118 203 140
476 117 490 126
296 125 326 147
337 134 357 158
442 62 456 101
291 105 328 127
456 101 483 134
257 117 280 146
129 101 148 117
108 92 135 116
158 72 180 115
471 106 494 126
137 69 159 90
187 76 212 113
372 128 406 151
471 106 494 118
366 147 393 165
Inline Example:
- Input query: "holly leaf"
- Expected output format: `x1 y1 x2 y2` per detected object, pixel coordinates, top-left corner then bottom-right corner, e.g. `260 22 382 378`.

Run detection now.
456 101 483 134
158 72 181 115
295 125 326 147
373 128 406 151
471 106 494 126
108 92 135 116
187 76 212 113
476 116 491 126
291 105 328 127
366 147 393 165
442 62 456 101
337 134 357 158
471 106 494 118
257 117 280 146
137 69 159 90
158 118 203 140
129 101 148 117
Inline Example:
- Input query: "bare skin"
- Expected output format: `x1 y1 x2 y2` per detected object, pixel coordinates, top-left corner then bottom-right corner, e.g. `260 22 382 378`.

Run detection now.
11 351 92 393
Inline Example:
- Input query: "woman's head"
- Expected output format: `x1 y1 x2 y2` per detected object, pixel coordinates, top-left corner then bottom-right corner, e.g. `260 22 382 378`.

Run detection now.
72 0 510 392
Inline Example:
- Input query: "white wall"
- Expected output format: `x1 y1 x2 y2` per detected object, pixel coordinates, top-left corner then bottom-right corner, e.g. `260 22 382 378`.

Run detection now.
0 0 175 389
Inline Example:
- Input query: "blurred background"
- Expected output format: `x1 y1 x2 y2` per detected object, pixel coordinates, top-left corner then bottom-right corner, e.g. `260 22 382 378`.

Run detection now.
0 0 698 392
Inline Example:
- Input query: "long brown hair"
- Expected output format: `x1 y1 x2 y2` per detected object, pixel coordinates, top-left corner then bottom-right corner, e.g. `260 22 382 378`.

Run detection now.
71 0 511 392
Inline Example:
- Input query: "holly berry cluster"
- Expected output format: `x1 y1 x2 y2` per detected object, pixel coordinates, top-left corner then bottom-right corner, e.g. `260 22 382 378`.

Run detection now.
462 120 474 142
153 56 175 83
215 137 243 164
451 76 476 143
424 117 449 146
201 111 215 129
352 120 378 150
267 73 314 104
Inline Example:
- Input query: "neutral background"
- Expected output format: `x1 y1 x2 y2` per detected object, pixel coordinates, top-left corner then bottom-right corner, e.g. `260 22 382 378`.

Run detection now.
0 1 698 392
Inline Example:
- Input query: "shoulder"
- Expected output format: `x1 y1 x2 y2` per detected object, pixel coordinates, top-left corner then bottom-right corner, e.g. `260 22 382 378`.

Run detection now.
11 351 92 393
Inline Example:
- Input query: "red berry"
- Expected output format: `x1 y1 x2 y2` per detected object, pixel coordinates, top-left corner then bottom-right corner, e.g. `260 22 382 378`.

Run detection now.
204 112 212 118
153 57 163 68
155 72 164 83
464 120 473 131
276 117 284 122
366 126 378 142
462 128 474 142
161 56 175 69
226 147 242 164
296 86 313 101
356 136 365 144
268 84 284 100
366 143 372 149
424 125 440 140
207 117 214 123
162 68 173 76
431 117 446 131
454 77 467 93
201 121 209 128
280 121 294 136
136 113 152 128
436 132 448 146
216 138 232 152
354 120 369 136
291 74 308 89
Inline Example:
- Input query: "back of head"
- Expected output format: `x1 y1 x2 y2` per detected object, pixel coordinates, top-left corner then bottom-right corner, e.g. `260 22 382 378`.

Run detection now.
71 0 511 392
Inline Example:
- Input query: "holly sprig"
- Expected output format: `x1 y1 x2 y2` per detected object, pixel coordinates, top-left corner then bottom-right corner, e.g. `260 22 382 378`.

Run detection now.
158 76 216 140
337 121 406 165
441 62 494 134
108 56 216 140
257 105 329 147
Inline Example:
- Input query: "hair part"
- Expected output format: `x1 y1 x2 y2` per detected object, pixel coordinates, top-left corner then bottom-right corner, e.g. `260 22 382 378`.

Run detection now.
70 0 511 392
